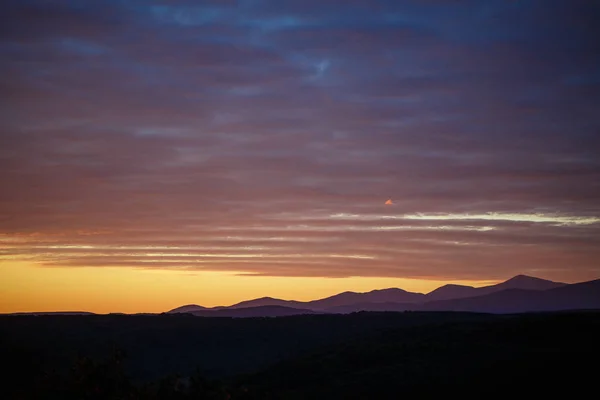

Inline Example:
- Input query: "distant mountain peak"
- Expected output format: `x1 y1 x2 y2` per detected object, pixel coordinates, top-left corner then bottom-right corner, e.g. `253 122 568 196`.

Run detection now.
425 283 478 301
165 274 576 316
507 274 539 282
505 274 562 284
167 304 206 313
370 287 410 294
442 284 474 289
467 274 566 296
228 296 303 310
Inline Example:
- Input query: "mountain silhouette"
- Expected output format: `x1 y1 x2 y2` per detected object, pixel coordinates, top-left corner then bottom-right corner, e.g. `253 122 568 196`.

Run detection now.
480 274 566 292
226 289 425 311
425 284 479 301
423 279 600 313
8 276 596 318
168 304 208 313
307 288 425 310
426 274 566 301
166 275 598 316
227 297 306 309
167 288 427 314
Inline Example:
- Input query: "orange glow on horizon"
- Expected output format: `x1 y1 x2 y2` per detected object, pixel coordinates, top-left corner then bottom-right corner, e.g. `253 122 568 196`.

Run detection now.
0 261 500 314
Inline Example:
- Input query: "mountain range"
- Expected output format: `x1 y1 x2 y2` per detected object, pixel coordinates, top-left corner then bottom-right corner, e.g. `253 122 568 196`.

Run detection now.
167 275 600 317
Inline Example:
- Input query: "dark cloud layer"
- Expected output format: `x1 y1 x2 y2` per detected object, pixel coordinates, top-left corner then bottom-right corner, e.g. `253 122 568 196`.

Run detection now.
1 0 599 282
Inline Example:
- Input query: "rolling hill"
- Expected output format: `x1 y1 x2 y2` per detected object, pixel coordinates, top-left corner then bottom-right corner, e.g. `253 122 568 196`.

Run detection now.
423 278 600 313
425 274 566 301
166 275 598 316
168 304 208 313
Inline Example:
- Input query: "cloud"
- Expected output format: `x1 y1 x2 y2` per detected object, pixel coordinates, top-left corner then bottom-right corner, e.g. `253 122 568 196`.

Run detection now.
402 212 600 226
0 0 599 282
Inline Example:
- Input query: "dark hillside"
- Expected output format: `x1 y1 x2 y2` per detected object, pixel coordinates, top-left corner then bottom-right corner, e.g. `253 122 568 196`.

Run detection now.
1 311 598 399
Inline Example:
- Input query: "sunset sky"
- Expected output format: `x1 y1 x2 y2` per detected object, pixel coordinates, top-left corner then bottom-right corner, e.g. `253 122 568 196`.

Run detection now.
1 0 599 313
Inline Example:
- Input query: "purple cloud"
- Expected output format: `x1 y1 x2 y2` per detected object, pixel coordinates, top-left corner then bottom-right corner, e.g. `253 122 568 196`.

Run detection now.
1 0 599 283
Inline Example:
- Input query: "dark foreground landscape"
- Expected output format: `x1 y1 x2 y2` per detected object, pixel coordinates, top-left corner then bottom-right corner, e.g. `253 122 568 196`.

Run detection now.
2 311 599 399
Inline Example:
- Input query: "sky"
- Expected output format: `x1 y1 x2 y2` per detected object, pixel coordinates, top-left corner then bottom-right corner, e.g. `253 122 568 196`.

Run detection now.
1 0 599 313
